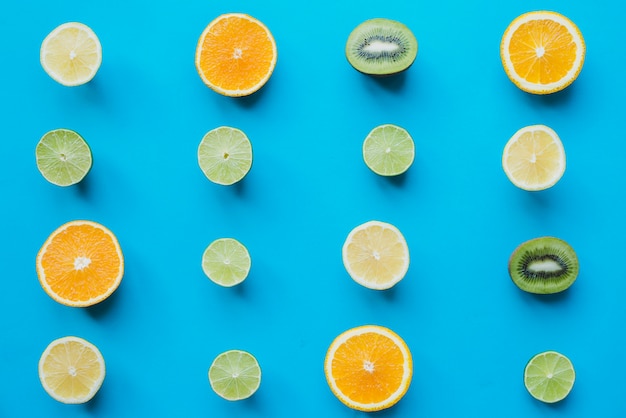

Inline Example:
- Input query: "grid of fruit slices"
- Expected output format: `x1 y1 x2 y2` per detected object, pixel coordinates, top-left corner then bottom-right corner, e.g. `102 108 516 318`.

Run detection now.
33 8 584 410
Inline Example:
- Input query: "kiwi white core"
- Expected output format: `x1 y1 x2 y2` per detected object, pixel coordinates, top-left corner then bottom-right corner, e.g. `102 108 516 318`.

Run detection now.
527 259 562 273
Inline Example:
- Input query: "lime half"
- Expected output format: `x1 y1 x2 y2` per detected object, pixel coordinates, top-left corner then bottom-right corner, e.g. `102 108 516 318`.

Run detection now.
202 238 251 287
524 351 575 403
209 350 261 401
198 127 252 185
363 124 415 176
36 129 92 186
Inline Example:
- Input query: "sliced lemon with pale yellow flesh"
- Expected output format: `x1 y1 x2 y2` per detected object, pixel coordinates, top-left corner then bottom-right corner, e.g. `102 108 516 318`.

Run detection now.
524 350 575 403
40 22 102 86
342 220 409 290
39 336 105 404
502 124 565 191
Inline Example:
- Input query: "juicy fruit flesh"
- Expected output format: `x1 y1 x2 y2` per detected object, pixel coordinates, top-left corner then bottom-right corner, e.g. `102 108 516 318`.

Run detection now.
39 337 105 403
503 126 565 191
509 237 578 294
509 19 576 84
209 350 261 400
347 19 417 75
325 325 412 411
37 221 124 306
525 351 575 403
343 221 409 290
196 14 277 96
36 129 92 186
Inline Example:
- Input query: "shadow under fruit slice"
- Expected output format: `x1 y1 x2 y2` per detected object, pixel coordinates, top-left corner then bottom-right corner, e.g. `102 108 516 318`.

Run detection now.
36 220 124 307
508 237 578 294
345 18 417 76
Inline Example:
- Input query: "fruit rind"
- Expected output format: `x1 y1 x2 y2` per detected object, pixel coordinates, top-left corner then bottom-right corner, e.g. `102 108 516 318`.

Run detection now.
345 18 418 76
324 325 412 412
36 220 124 307
508 236 578 294
524 350 575 403
500 11 585 94
195 13 277 97
39 336 105 404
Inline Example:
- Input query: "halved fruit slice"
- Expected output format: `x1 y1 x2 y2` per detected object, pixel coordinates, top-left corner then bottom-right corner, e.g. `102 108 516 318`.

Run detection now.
40 22 102 86
500 11 585 94
36 128 92 186
324 325 412 411
363 124 415 176
202 238 251 287
198 126 253 186
502 124 565 191
342 220 409 290
39 336 105 404
208 350 261 400
524 351 575 403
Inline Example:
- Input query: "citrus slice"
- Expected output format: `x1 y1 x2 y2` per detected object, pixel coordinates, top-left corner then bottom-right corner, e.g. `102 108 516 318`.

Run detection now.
363 124 415 176
208 350 261 400
502 125 565 191
198 126 253 185
195 13 277 97
39 336 105 404
35 129 93 186
324 325 412 412
500 11 585 94
36 220 124 307
524 351 575 403
40 22 102 87
202 238 251 287
342 220 409 290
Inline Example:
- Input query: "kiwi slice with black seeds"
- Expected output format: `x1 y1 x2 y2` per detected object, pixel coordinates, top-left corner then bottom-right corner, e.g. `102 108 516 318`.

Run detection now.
345 18 418 76
508 237 579 294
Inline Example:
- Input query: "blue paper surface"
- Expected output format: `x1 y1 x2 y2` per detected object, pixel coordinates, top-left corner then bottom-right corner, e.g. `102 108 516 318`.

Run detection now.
2 1 626 416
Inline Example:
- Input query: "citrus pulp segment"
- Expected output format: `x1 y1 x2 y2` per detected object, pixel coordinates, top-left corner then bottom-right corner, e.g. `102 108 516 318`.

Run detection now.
195 13 277 97
363 124 415 176
342 220 409 290
209 350 261 400
198 126 253 185
39 336 105 404
502 124 565 191
324 325 412 412
202 238 251 287
36 129 92 186
524 351 575 403
40 22 102 87
500 11 585 94
36 220 124 307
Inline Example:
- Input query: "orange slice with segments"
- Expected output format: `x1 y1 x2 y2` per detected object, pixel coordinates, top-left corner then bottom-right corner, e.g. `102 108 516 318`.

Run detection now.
500 11 585 94
36 220 124 307
195 13 277 97
324 325 413 412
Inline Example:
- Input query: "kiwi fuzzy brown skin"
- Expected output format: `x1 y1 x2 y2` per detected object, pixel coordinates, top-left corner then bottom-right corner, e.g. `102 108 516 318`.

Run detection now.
345 18 418 77
508 236 579 294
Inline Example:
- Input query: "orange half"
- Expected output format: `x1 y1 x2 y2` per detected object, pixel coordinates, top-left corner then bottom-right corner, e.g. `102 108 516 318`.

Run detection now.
324 325 412 412
500 11 585 94
36 220 124 307
195 13 277 97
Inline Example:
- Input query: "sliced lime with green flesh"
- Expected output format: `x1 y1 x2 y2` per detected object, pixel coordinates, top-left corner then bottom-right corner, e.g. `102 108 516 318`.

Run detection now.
363 124 415 176
524 351 575 403
209 350 261 401
36 129 92 186
198 127 252 185
202 238 251 287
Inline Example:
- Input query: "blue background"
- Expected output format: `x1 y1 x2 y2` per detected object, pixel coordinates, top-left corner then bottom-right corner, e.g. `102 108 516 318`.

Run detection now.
1 0 625 417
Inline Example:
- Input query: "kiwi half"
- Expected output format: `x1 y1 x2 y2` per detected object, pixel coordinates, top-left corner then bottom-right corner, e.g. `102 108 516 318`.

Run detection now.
508 237 579 294
345 18 417 76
